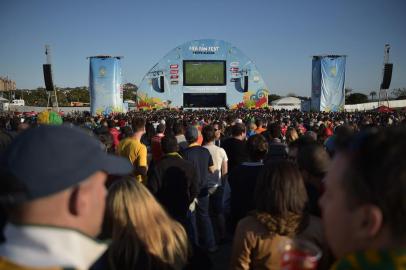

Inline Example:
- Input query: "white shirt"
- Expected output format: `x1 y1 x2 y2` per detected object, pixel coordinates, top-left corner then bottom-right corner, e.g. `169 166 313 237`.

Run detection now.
0 223 107 270
204 143 228 187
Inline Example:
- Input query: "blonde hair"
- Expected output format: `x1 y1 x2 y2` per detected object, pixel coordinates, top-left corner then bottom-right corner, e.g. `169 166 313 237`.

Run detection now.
286 127 299 144
106 178 189 270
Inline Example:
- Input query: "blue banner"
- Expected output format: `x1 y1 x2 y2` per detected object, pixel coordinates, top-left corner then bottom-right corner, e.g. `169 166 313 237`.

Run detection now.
311 57 321 111
320 56 346 112
89 57 124 115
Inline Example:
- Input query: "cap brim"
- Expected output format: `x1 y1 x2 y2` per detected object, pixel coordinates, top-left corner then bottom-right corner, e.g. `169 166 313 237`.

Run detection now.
99 155 133 175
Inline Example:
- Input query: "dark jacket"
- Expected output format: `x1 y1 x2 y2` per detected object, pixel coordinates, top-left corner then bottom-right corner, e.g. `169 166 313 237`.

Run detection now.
147 154 199 220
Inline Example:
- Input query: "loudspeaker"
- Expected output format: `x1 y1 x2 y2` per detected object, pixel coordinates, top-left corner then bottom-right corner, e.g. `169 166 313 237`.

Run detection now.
243 76 249 92
380 63 393 90
43 64 54 91
159 76 165 92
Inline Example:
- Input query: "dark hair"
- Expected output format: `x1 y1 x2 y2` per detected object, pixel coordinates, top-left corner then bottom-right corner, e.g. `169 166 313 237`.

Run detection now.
247 134 268 161
255 160 308 217
338 127 406 238
132 118 146 132
156 123 165 134
268 123 282 140
297 144 330 177
161 135 178 154
107 119 116 129
173 122 184 135
255 118 264 127
120 126 133 140
231 123 245 137
202 125 215 143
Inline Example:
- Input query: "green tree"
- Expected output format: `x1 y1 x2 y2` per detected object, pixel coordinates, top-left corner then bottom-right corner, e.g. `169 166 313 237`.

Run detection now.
346 93 368 104
66 88 90 103
345 88 353 97
123 88 136 101
391 88 406 100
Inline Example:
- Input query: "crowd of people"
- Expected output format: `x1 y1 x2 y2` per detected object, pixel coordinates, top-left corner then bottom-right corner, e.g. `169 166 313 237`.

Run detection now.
0 107 405 270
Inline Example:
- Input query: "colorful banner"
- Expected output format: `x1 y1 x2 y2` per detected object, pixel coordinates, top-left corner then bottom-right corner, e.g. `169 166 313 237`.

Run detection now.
311 56 346 112
89 56 124 115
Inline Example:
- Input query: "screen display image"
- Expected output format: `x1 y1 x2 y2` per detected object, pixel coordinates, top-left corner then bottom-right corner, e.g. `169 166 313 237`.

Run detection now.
183 93 226 108
183 60 226 86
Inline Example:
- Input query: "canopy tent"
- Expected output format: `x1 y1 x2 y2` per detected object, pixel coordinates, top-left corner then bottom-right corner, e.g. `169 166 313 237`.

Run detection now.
376 106 394 113
271 97 302 110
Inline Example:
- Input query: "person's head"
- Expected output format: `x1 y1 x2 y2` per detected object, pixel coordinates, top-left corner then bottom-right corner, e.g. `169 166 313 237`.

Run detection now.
248 122 257 132
202 125 215 144
173 122 184 136
120 126 133 140
0 125 132 237
132 118 146 134
213 122 222 140
320 127 406 259
255 118 264 128
247 134 268 162
185 125 199 144
106 178 188 269
255 160 308 217
287 135 317 163
161 135 179 154
268 122 282 140
285 127 299 144
156 123 165 134
231 123 246 138
297 144 330 184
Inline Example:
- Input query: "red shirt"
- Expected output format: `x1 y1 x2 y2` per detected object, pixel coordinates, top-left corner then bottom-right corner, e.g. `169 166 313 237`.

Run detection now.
109 128 121 150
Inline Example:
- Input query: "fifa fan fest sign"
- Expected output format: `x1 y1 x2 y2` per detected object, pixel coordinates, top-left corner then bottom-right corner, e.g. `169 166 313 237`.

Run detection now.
311 55 346 112
136 39 269 109
88 56 124 115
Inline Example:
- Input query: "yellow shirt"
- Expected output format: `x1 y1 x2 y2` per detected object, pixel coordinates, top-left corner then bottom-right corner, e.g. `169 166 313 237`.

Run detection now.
117 137 147 183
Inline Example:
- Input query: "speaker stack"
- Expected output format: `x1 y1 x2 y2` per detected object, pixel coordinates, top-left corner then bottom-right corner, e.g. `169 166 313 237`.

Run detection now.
380 63 393 90
43 64 55 92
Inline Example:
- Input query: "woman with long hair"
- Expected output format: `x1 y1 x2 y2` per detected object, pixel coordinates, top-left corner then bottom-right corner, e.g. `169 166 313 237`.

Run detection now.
106 178 189 270
285 127 299 145
230 160 329 270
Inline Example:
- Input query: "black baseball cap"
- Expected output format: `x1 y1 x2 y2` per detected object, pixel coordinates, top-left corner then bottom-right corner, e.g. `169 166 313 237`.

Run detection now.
0 125 132 204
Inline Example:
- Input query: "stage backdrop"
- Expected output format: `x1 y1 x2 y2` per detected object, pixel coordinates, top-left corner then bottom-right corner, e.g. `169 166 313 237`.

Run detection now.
89 56 124 115
136 39 269 109
311 55 346 112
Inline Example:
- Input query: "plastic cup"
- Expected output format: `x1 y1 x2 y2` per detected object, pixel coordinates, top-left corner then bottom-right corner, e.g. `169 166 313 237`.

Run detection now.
279 238 322 270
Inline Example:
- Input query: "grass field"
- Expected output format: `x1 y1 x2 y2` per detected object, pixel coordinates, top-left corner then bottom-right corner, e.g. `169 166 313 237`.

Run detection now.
184 61 225 85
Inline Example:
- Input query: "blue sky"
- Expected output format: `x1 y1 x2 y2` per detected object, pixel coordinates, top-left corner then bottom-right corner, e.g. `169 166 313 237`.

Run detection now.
1 0 405 96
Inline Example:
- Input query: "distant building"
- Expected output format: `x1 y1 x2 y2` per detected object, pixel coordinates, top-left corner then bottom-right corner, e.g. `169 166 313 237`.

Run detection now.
0 77 16 91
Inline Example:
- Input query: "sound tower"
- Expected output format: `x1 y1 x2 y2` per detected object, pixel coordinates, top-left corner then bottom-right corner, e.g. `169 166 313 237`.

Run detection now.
160 75 165 92
43 64 55 91
380 63 393 90
243 75 249 92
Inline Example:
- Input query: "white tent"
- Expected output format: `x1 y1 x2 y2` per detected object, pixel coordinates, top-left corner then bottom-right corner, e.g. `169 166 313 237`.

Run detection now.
271 97 301 110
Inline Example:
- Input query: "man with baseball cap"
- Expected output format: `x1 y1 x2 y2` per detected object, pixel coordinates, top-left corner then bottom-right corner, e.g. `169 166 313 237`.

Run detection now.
0 125 132 270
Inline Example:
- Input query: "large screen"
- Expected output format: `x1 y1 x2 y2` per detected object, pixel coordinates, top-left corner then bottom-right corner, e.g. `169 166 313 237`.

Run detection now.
183 60 226 86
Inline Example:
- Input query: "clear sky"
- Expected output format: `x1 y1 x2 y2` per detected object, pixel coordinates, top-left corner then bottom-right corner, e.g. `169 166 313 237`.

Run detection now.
1 0 405 96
